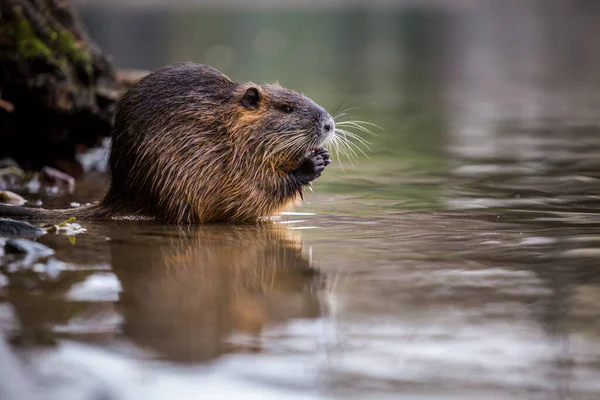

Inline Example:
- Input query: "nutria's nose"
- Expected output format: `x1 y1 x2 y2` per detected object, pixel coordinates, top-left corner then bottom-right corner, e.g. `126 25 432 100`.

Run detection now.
322 117 334 133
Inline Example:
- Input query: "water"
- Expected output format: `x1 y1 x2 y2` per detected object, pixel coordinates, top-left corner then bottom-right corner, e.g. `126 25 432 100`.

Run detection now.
2 1 600 399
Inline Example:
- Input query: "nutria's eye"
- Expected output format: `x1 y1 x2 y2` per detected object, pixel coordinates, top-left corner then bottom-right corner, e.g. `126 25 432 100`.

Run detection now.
279 104 294 114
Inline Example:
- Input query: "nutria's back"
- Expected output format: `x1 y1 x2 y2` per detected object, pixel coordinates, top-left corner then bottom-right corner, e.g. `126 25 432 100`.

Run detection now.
1 62 334 224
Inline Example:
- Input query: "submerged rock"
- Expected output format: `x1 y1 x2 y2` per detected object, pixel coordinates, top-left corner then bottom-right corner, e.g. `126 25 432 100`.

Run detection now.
5 238 54 258
0 218 46 237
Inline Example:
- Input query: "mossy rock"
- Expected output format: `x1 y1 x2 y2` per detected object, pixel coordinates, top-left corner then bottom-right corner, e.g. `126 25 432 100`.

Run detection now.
0 0 120 175
0 7 93 78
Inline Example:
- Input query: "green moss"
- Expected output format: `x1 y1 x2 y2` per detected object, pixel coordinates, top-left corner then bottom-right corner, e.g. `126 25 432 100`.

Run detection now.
0 6 92 79
0 13 55 62
48 25 93 78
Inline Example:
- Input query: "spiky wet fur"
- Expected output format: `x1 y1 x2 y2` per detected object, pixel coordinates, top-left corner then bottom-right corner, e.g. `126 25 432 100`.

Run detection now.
84 62 333 224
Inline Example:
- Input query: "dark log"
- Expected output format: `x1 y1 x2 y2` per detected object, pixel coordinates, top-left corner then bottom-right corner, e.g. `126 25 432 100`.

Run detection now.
0 0 121 178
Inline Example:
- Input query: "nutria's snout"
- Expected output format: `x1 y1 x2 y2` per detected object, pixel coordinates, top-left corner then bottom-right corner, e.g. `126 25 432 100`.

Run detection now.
319 115 335 144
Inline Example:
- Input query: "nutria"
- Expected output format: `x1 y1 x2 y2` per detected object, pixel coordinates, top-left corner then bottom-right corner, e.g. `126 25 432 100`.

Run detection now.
0 62 334 224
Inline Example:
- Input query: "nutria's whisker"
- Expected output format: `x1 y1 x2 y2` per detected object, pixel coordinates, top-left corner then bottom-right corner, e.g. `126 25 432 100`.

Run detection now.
344 137 370 158
336 120 381 135
335 128 372 147
336 119 382 128
335 126 375 142
260 130 309 164
328 135 349 171
330 97 348 117
334 130 359 160
324 115 380 166
333 106 362 120
335 129 372 151
333 128 371 160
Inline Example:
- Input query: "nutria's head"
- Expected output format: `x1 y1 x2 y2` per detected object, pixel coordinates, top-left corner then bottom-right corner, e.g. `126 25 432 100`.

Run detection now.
230 83 335 167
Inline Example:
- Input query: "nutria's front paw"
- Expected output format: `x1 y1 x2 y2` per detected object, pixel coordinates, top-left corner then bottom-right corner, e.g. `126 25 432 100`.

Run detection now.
291 147 331 185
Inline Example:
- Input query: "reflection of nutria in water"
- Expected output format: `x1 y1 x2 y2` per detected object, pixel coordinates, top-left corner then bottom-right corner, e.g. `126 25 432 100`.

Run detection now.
0 62 333 223
110 224 323 362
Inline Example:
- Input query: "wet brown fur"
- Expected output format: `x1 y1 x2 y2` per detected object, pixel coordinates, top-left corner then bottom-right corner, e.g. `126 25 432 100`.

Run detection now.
0 63 333 224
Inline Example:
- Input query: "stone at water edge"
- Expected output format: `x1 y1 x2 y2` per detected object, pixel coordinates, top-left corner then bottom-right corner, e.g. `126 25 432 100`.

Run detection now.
5 238 54 258
0 218 46 237
0 191 26 206
4 238 55 274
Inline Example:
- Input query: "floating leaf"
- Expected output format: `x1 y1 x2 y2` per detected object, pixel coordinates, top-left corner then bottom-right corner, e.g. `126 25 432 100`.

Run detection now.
41 217 85 236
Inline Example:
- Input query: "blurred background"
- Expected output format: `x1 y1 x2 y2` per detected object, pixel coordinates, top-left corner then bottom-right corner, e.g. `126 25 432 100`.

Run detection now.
2 1 600 399
75 0 600 208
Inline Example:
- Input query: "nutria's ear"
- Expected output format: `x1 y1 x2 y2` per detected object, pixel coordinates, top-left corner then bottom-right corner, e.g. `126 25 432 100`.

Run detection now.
241 87 261 110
